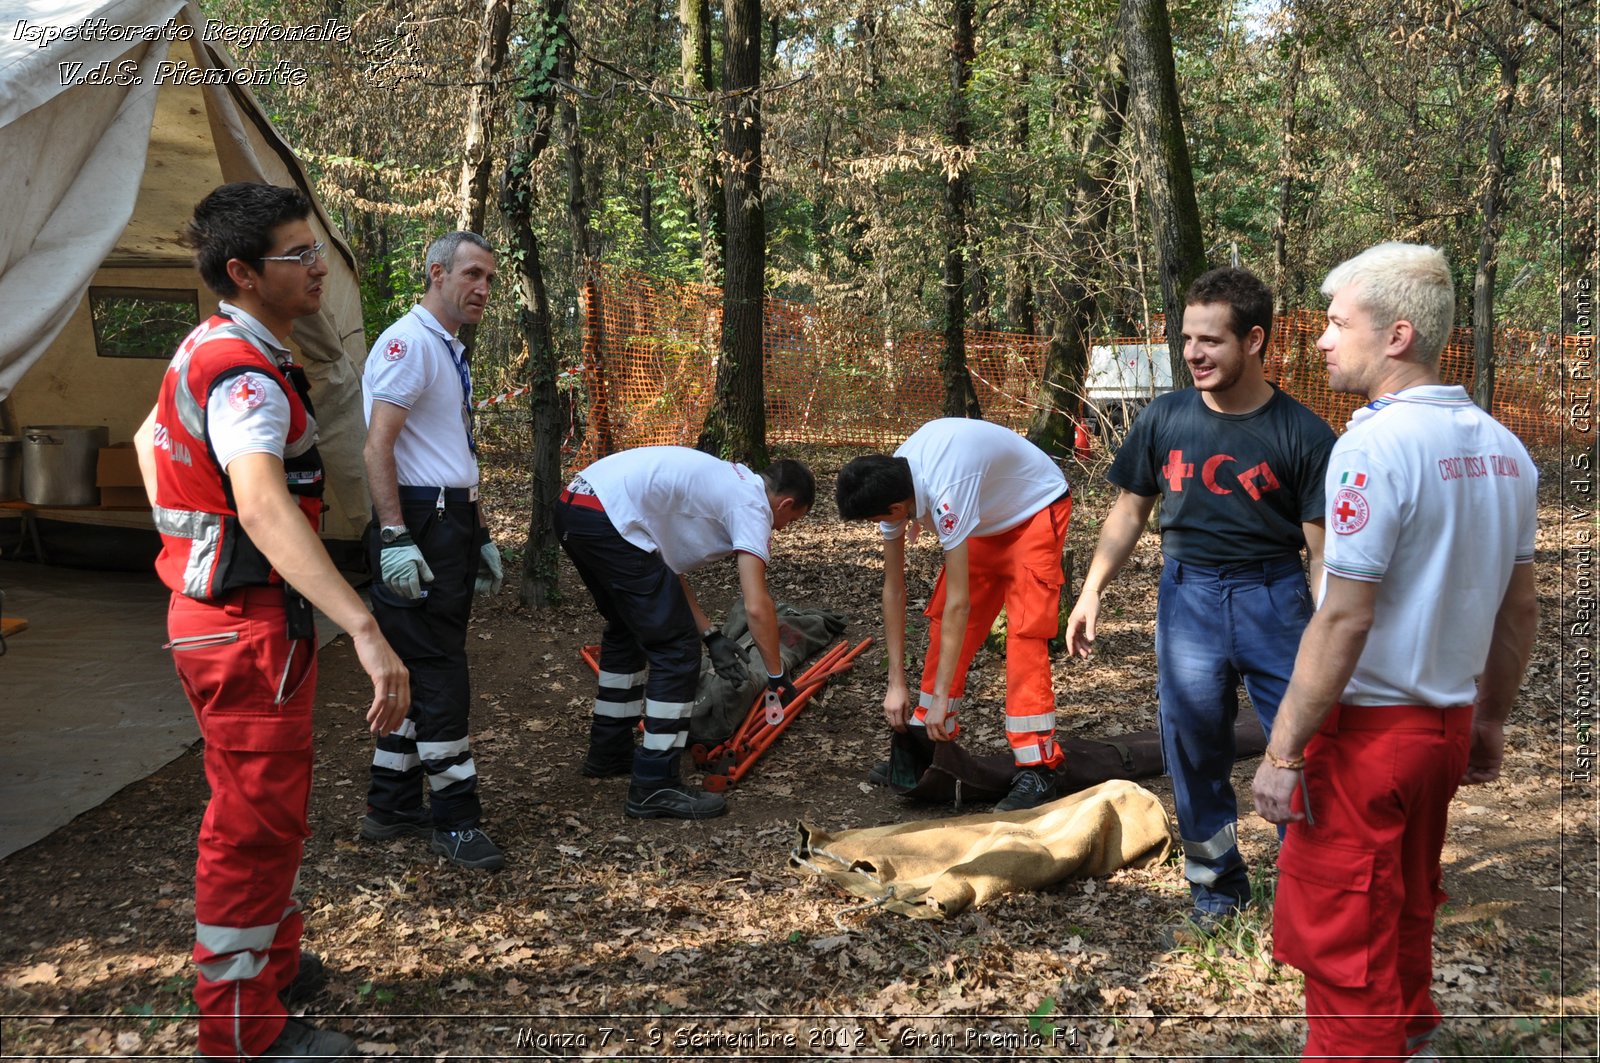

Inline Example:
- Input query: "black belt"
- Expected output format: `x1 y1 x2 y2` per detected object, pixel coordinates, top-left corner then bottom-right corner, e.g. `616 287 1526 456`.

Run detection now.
397 485 476 503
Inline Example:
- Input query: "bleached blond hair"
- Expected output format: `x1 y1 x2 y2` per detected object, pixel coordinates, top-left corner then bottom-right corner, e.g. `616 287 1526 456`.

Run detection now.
1321 242 1455 363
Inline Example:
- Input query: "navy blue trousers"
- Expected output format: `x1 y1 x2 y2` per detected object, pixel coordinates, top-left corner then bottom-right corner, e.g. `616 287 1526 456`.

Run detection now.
366 495 481 828
1155 555 1312 914
554 497 701 785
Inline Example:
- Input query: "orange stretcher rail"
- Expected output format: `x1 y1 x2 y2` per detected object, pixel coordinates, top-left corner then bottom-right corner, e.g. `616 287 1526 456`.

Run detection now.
693 637 875 792
577 637 875 790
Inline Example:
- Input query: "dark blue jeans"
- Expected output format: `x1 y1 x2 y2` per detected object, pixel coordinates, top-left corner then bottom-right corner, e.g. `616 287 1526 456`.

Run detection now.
1155 555 1313 915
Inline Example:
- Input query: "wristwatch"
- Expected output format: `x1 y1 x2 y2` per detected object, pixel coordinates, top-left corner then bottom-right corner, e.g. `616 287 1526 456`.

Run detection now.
379 524 409 544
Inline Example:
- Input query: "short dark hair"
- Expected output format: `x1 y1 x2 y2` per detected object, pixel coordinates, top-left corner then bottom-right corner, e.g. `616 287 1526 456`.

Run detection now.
760 459 815 509
835 454 913 520
187 183 313 298
1185 267 1274 351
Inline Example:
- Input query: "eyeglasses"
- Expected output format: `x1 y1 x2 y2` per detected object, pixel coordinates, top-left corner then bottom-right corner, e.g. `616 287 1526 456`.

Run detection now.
259 241 326 268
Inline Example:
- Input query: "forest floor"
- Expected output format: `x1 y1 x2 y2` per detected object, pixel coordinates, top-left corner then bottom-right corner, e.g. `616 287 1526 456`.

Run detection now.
0 444 1594 1061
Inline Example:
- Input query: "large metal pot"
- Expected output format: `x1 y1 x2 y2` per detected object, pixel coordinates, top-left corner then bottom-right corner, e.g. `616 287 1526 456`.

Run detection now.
0 435 20 501
22 425 109 506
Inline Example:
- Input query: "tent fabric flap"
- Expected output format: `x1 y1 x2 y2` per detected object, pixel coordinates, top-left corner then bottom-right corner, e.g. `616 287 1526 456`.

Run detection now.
0 1 371 539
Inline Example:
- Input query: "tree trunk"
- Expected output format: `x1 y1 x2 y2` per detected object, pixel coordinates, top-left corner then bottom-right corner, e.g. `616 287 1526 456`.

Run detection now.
457 0 512 235
941 0 981 419
697 0 768 465
499 0 566 609
1473 47 1520 413
1271 42 1304 318
559 38 612 458
453 0 513 358
680 0 724 283
1118 0 1206 388
1029 63 1128 455
1004 59 1035 336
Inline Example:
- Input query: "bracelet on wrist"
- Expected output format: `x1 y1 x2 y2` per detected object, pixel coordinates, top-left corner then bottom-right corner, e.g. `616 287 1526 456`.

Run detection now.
1264 748 1306 771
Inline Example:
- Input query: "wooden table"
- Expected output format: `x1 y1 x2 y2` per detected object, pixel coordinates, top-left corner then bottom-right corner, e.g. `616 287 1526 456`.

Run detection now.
0 499 153 562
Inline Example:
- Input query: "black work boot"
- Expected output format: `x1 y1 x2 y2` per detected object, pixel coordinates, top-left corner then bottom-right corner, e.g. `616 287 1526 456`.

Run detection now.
625 779 728 820
280 951 326 1007
359 807 430 841
994 766 1058 812
198 1017 356 1062
871 727 936 788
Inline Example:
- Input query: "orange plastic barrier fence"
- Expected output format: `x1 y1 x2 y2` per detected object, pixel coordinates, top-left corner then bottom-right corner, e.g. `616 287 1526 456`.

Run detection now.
574 266 1584 462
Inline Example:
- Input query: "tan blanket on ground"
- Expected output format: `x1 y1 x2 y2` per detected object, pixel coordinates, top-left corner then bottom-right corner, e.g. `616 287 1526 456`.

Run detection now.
790 779 1174 920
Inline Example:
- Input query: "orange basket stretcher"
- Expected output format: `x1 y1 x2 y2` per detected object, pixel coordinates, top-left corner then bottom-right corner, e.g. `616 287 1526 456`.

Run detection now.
578 637 874 791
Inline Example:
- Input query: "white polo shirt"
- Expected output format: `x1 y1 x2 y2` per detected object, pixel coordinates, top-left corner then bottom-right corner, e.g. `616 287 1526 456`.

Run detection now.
1322 385 1538 707
879 418 1068 551
580 445 774 574
362 305 478 488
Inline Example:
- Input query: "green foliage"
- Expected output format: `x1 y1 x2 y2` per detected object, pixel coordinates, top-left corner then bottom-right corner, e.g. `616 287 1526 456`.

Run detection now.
204 0 1573 424
1026 995 1058 1039
120 974 197 1032
356 980 395 1004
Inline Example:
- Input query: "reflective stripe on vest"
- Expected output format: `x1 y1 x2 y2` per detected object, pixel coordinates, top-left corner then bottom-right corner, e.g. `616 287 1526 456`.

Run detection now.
153 506 225 602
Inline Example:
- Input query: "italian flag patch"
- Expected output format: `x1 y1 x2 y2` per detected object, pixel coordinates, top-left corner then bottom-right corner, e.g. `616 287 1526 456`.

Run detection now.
1339 471 1368 490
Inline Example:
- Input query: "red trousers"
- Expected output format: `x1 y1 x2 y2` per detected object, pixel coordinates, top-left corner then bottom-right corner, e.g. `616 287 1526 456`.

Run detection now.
1273 703 1473 1061
915 496 1071 768
168 588 316 1061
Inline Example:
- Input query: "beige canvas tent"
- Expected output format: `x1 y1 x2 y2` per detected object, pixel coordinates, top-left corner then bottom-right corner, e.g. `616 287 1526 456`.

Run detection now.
0 0 371 549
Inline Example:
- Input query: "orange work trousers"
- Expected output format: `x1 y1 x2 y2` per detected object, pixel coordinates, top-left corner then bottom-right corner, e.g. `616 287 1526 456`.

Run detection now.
915 495 1071 768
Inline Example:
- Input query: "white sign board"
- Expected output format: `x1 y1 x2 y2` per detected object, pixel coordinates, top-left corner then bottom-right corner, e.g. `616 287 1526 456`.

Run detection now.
1085 343 1173 400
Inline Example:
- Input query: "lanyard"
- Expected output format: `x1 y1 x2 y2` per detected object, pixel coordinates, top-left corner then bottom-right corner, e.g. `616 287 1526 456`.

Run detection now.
449 340 477 455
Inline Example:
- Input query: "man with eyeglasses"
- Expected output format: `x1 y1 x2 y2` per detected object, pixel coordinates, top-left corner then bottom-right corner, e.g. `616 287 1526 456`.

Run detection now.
358 232 507 870
134 182 409 1062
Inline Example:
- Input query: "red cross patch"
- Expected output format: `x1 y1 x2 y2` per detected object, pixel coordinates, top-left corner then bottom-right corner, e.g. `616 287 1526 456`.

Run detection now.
227 374 268 413
383 338 408 362
939 514 958 533
1331 487 1369 535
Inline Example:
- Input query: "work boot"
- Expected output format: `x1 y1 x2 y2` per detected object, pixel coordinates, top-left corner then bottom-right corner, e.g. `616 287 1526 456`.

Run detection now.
431 828 505 870
197 1017 357 1062
359 808 431 841
625 780 728 820
581 745 635 778
994 767 1057 812
280 951 326 1007
866 760 892 786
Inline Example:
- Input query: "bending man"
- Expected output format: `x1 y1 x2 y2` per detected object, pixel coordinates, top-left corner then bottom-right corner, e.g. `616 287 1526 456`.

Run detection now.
837 418 1072 812
557 446 814 819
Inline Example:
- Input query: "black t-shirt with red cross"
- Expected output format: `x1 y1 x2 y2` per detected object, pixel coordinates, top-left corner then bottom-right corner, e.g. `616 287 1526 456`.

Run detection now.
1107 385 1336 566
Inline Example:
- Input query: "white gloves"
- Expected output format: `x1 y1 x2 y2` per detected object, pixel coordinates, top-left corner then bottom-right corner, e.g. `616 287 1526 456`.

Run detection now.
475 539 504 597
380 532 435 600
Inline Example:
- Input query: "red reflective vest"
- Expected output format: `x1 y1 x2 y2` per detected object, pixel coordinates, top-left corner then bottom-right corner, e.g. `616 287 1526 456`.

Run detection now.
152 314 324 600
